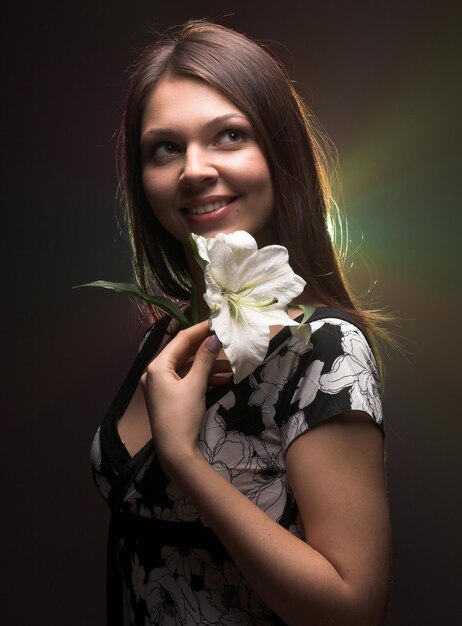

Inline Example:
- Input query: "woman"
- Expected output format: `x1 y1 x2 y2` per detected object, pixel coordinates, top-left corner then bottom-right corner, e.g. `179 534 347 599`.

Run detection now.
91 21 391 626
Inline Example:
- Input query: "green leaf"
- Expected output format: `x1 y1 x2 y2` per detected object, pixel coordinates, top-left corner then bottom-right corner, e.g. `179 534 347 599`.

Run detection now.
289 303 315 325
189 233 208 270
74 280 191 327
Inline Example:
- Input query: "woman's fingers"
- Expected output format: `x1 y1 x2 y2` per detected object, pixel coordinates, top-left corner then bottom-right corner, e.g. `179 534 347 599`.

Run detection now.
207 374 232 389
142 325 223 458
151 321 210 373
186 334 222 391
146 322 229 393
211 358 233 374
142 320 232 403
178 356 231 381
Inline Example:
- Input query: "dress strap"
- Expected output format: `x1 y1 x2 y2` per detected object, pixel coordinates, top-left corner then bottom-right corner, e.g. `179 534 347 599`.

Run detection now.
106 314 172 421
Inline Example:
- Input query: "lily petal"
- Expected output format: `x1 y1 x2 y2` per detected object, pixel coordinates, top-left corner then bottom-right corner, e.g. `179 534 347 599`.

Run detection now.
237 247 306 303
210 305 270 383
206 239 243 292
192 234 211 264
214 231 258 264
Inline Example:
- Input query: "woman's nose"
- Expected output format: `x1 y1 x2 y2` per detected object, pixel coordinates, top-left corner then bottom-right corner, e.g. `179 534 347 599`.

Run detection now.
179 145 218 186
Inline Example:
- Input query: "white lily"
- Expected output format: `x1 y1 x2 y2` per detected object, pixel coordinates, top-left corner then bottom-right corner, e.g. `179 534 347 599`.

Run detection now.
191 231 310 383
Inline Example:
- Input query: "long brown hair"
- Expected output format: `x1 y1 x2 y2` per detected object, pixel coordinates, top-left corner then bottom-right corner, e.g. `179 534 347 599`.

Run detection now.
118 20 389 362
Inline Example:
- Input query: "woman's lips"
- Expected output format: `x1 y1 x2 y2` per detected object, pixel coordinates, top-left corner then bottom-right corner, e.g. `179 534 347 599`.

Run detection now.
183 196 239 222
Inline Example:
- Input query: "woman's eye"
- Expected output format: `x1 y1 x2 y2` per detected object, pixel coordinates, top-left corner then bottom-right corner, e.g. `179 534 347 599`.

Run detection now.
150 142 181 161
217 129 246 145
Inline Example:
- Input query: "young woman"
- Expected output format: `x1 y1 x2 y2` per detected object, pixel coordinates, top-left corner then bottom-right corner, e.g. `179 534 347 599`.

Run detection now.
91 21 391 626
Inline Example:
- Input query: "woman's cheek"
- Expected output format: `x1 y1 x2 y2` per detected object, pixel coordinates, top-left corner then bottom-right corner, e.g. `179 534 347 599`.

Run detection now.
143 171 172 211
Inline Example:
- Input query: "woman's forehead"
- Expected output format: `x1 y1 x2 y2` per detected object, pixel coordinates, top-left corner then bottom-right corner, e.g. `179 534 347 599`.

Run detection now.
141 76 247 134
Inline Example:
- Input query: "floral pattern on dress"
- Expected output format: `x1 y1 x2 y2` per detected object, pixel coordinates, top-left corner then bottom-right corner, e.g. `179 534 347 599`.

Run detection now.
91 315 383 625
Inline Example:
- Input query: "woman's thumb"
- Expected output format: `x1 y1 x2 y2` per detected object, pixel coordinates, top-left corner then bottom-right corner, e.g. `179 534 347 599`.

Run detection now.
190 333 222 383
205 334 221 356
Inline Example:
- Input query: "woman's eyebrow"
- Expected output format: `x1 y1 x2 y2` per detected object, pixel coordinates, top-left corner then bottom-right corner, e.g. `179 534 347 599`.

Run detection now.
141 113 249 140
204 113 248 128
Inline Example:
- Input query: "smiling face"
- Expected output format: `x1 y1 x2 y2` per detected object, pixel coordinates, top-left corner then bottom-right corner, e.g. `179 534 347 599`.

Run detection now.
140 77 275 252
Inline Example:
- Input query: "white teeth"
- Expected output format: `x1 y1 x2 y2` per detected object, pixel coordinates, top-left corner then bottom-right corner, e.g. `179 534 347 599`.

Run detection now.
190 199 231 215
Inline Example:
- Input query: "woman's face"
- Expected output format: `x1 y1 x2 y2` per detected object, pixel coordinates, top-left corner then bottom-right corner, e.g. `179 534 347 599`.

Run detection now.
140 76 275 248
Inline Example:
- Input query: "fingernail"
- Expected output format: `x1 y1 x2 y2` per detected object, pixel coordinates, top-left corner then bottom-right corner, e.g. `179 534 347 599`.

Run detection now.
206 334 221 355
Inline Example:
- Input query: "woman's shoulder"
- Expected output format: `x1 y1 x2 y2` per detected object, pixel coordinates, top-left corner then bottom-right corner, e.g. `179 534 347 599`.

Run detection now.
279 308 384 440
307 309 377 374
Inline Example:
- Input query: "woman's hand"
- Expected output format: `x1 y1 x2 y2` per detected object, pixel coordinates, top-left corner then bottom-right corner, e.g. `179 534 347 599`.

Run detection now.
141 321 228 464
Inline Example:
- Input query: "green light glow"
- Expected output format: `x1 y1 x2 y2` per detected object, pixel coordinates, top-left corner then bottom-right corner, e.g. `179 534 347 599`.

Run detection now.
337 13 460 292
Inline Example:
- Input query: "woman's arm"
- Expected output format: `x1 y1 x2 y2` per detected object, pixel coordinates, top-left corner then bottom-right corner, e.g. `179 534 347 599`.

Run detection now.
142 323 391 626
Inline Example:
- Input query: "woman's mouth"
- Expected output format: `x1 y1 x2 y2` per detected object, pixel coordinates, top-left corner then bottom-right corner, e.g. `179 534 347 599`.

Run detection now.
182 196 239 221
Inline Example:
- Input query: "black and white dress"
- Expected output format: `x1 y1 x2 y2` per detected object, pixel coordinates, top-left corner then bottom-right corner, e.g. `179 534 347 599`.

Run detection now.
91 308 383 626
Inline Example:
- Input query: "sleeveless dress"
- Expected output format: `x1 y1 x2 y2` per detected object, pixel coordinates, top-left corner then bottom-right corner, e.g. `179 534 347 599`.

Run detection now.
91 308 384 625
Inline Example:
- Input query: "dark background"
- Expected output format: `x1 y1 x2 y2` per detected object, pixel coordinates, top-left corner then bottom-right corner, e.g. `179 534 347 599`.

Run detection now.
2 1 461 624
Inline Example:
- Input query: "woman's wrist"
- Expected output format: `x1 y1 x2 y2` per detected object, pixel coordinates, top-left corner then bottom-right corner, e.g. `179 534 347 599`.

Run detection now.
157 443 206 479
